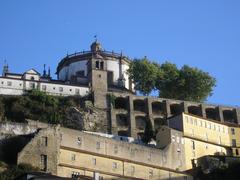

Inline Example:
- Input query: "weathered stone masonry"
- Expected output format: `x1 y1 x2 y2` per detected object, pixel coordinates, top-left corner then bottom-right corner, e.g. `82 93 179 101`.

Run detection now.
109 92 240 138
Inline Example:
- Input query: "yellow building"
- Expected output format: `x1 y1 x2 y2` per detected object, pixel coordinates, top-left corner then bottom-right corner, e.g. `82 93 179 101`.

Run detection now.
17 126 192 180
168 113 240 169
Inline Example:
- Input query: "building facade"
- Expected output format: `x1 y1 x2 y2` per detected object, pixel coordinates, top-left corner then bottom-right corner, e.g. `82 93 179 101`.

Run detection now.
17 125 192 180
168 113 240 169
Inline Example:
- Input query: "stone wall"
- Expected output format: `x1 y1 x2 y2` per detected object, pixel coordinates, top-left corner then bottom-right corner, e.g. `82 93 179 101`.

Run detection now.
110 93 240 138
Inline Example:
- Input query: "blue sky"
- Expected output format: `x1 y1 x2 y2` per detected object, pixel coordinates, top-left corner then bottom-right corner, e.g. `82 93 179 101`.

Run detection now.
0 0 240 106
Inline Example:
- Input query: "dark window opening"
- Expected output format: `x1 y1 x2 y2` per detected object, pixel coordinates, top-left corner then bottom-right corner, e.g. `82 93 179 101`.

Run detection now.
152 102 165 115
188 106 202 116
223 110 237 123
115 97 128 110
232 139 237 147
135 116 146 130
134 99 146 113
96 61 99 69
107 71 113 85
236 149 239 156
76 70 85 77
100 61 104 70
40 154 47 171
205 108 218 120
116 114 128 127
154 118 166 130
118 130 128 137
170 104 182 116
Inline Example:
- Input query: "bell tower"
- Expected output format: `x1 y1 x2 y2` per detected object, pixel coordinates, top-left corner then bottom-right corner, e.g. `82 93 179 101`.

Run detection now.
88 40 108 109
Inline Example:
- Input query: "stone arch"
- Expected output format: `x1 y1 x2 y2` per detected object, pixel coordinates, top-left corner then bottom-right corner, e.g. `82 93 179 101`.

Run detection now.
205 108 218 120
188 105 202 116
135 116 146 130
116 114 128 127
223 110 236 123
152 101 165 115
133 99 146 113
170 103 182 116
115 97 128 110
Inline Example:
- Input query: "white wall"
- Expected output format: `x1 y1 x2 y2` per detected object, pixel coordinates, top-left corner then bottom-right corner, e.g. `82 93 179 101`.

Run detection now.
58 60 88 81
0 78 24 95
107 60 119 84
0 77 89 97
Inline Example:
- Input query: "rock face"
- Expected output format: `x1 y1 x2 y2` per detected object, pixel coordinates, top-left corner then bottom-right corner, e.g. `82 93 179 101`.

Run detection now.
62 101 107 133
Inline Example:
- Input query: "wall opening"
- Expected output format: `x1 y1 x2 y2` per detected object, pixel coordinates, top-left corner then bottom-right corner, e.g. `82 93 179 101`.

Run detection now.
170 104 182 116
223 110 236 123
118 130 128 137
135 116 146 130
133 99 146 113
152 102 165 115
205 108 218 120
115 97 128 110
188 106 202 116
116 114 128 127
154 118 166 131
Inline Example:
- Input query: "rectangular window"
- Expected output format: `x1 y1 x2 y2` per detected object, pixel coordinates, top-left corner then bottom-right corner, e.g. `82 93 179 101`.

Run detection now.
71 154 76 161
190 118 193 124
232 139 237 147
130 166 135 175
149 169 153 177
40 154 47 171
7 81 12 86
96 61 99 69
75 89 80 95
72 172 80 178
148 153 152 161
194 119 197 126
112 162 117 169
59 87 63 92
114 145 118 154
231 128 235 135
236 149 239 156
171 135 175 142
77 137 82 146
100 62 104 70
42 85 47 91
29 82 35 89
96 142 101 150
92 158 96 165
42 137 48 146
191 140 195 150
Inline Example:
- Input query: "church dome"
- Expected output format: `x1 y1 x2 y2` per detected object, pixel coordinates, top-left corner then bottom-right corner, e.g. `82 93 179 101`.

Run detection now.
90 40 102 52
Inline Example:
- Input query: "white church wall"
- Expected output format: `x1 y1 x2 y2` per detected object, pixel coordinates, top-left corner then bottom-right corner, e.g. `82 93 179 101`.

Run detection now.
107 60 119 84
0 78 24 95
40 82 89 96
68 60 88 80
0 77 89 97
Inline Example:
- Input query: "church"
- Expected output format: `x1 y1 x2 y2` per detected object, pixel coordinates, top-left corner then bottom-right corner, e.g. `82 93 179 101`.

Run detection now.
0 40 134 102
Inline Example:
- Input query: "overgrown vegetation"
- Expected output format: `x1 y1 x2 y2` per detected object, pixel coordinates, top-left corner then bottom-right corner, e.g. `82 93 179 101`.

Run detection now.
194 162 240 180
0 90 90 128
128 58 216 102
0 162 39 180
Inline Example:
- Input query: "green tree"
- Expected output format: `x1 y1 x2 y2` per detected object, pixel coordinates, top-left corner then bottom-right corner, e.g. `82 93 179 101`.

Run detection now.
142 119 154 144
128 58 160 95
128 59 216 102
0 163 39 180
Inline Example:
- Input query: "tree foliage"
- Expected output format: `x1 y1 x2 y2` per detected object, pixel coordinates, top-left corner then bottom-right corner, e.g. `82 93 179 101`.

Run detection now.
142 119 155 144
0 163 39 180
128 58 216 102
128 58 160 95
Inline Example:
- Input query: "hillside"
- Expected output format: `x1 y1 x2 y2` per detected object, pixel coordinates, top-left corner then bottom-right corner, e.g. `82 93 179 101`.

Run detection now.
0 90 106 132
